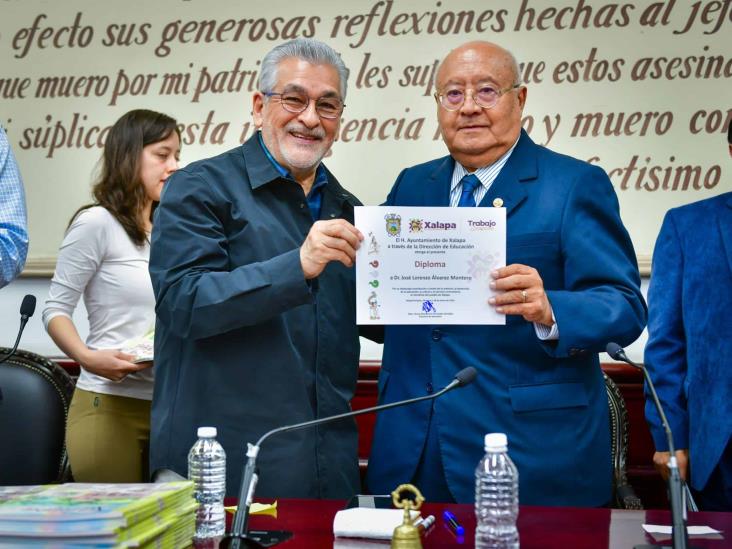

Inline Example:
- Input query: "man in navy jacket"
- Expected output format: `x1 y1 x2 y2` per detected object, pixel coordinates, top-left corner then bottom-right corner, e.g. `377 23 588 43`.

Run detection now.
366 41 646 506
149 39 364 498
644 124 732 510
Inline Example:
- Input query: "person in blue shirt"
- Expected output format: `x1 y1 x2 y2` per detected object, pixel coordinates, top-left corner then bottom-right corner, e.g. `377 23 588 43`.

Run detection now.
644 123 732 511
0 126 29 288
149 38 364 498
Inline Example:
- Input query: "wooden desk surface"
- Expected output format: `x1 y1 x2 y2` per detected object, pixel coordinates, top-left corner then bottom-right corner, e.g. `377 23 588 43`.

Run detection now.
242 498 731 549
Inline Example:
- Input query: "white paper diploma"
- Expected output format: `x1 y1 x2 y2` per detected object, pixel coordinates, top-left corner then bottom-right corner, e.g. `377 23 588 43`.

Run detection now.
355 206 506 325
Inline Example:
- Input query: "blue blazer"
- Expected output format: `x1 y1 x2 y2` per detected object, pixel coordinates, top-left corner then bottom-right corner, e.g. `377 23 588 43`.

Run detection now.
366 131 646 506
644 192 732 491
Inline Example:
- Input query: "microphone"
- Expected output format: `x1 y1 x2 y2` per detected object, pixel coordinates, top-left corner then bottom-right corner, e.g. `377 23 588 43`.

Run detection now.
20 294 36 319
0 295 36 364
224 366 478 549
606 343 691 549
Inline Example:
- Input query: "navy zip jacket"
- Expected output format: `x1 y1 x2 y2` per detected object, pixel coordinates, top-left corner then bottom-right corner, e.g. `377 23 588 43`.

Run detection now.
149 134 361 498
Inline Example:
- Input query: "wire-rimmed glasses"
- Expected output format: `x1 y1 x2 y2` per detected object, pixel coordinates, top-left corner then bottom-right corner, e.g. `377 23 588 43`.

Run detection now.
435 84 521 111
263 90 344 119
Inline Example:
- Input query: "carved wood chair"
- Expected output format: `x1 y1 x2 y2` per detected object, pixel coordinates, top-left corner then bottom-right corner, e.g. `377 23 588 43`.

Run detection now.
605 372 643 509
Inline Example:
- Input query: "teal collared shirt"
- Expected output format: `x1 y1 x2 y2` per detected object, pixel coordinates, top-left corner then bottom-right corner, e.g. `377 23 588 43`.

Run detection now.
257 131 328 221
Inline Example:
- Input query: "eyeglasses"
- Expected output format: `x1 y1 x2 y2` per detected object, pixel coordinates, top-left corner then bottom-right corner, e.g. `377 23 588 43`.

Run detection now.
434 84 521 111
263 90 345 119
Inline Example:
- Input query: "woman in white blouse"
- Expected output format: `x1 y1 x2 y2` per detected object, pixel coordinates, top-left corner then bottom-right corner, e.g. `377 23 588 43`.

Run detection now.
43 110 180 482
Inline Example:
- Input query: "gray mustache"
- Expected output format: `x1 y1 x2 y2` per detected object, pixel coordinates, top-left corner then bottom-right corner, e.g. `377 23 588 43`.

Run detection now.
287 125 325 139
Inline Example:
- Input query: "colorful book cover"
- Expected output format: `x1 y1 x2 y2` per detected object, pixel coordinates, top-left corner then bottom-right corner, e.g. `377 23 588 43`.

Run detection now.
0 482 194 539
119 326 155 363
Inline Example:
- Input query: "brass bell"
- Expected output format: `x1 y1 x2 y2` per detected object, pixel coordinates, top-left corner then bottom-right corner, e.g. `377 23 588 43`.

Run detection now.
391 484 425 549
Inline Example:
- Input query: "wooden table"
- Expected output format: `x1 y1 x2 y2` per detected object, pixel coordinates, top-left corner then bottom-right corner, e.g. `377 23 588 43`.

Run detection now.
239 499 732 548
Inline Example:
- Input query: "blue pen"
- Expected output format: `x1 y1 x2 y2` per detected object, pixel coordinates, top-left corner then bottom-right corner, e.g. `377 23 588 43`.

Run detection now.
443 510 465 536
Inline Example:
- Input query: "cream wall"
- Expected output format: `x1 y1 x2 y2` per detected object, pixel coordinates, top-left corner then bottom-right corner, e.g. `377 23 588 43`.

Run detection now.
2 0 730 274
1 0 730 363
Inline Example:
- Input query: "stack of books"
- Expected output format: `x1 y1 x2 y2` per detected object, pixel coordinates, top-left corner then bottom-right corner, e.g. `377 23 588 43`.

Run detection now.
0 481 197 547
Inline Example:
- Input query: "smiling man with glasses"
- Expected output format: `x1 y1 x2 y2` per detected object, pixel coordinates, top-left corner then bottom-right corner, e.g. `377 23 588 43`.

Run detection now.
149 38 366 500
367 41 646 507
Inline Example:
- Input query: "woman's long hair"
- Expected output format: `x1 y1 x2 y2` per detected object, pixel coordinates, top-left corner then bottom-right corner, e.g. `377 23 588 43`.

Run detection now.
70 109 179 246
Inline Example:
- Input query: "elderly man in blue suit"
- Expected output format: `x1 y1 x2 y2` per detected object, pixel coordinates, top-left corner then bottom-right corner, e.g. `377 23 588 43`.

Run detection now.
644 124 732 511
366 41 646 506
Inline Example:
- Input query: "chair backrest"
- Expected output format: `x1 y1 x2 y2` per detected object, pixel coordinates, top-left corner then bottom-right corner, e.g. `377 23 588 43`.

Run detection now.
0 348 75 485
604 372 643 509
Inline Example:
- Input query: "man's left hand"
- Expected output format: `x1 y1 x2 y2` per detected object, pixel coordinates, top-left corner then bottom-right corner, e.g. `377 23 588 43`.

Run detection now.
488 264 553 326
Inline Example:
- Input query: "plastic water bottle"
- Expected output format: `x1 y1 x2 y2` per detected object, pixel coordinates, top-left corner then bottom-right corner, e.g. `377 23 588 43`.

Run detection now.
475 432 519 548
188 426 226 540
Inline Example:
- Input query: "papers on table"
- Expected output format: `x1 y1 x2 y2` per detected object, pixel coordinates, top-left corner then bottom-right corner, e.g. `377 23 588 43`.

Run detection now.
643 523 723 539
333 508 420 540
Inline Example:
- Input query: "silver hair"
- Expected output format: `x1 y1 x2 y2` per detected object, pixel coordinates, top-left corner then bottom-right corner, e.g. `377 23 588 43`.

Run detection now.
505 49 521 86
259 38 349 99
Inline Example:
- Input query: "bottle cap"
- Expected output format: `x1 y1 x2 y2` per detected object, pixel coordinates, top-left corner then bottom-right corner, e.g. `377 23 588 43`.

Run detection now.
197 426 217 438
484 432 508 451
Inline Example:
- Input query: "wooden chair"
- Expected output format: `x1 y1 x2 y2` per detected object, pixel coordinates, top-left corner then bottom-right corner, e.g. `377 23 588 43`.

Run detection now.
605 372 643 509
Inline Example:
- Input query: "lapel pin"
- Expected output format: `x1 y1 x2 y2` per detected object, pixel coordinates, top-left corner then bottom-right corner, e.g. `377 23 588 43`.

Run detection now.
493 197 504 208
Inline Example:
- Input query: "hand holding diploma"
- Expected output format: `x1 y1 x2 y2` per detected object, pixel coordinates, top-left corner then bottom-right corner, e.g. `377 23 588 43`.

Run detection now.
300 219 363 279
488 264 554 326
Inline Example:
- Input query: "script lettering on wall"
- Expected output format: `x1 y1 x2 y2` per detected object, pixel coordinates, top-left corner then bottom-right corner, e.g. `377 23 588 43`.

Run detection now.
1 0 729 273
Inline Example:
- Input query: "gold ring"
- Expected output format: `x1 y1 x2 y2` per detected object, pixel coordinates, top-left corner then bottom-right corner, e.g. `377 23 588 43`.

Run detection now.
521 290 528 303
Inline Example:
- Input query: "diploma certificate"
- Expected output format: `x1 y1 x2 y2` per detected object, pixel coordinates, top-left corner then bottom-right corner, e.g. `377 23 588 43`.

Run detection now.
355 206 506 325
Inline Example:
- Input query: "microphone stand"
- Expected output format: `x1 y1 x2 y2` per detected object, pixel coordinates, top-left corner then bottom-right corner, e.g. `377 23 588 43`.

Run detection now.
606 344 692 549
0 328 26 364
224 368 476 549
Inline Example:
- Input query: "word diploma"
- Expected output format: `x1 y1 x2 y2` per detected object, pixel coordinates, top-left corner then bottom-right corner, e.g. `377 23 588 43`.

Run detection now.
356 206 506 325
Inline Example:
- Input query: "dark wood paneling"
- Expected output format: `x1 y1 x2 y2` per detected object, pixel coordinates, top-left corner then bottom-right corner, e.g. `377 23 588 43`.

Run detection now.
55 360 79 378
352 361 380 464
353 360 669 509
56 358 668 507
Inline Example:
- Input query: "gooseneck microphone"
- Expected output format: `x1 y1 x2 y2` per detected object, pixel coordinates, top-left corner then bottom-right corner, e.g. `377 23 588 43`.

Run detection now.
606 343 691 549
225 366 478 549
0 295 36 364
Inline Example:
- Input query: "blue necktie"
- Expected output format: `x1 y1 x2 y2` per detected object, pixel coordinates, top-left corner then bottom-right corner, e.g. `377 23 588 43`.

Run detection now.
457 173 481 207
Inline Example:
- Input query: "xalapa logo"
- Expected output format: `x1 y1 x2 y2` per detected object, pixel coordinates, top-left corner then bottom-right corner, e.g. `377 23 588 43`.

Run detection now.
409 218 423 232
409 219 457 231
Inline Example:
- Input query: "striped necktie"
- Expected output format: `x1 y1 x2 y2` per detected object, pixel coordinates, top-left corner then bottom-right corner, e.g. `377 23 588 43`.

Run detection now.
457 173 481 207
